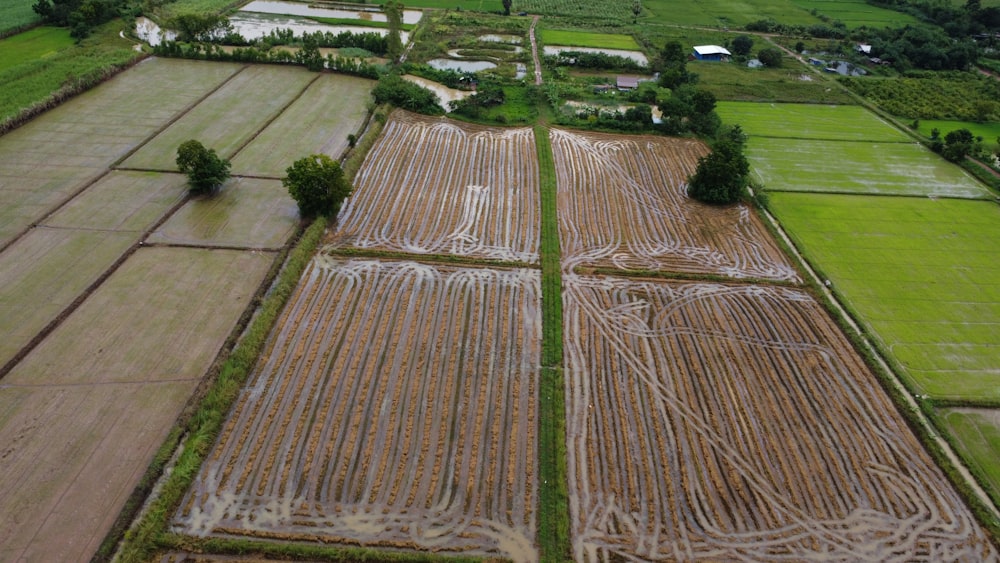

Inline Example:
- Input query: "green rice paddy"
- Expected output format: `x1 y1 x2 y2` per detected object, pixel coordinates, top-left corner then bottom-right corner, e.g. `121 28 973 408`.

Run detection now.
941 409 1000 503
770 192 1000 401
541 29 639 50
746 137 990 197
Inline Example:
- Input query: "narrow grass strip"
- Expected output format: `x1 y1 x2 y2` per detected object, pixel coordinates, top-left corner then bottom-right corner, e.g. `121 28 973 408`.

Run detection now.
534 125 570 562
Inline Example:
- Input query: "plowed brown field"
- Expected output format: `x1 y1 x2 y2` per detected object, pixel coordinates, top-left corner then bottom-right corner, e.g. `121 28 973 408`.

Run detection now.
551 129 799 282
563 274 996 561
174 258 541 561
328 111 540 263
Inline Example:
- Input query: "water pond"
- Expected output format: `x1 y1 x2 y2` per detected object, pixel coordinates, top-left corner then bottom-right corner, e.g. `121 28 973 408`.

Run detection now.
427 58 497 72
543 45 648 66
240 0 423 25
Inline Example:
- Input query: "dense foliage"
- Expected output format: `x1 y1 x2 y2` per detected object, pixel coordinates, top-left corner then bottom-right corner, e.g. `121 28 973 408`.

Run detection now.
840 71 1000 120
176 140 231 195
865 0 1000 37
745 18 847 39
283 154 352 217
543 51 646 72
686 126 750 205
33 0 125 38
757 47 782 68
656 84 721 136
372 73 444 114
449 81 505 118
152 40 384 77
863 25 977 71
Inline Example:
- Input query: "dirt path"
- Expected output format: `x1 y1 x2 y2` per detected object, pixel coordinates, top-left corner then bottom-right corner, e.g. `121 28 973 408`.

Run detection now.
529 16 542 85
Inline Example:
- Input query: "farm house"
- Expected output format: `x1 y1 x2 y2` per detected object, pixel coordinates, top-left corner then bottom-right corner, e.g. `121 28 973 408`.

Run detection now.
692 45 731 61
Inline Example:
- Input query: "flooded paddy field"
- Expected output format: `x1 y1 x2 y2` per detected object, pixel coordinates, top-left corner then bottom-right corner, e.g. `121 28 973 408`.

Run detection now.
0 58 376 561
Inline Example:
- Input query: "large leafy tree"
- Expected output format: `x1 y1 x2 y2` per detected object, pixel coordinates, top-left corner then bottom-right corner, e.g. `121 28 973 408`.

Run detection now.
282 154 352 217
176 140 231 195
686 128 750 205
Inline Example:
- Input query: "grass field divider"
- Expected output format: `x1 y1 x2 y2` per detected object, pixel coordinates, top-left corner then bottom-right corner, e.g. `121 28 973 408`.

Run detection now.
108 217 326 563
107 65 250 170
324 246 539 270
227 73 322 163
533 125 570 562
756 200 1000 539
579 265 804 288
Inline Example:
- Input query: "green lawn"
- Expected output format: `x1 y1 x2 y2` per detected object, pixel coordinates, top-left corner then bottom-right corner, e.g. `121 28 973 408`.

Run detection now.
0 0 40 33
770 192 1000 401
514 0 632 20
717 101 911 141
542 29 639 50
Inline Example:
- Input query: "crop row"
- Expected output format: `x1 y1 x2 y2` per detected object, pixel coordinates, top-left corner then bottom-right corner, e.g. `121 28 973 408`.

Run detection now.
174 258 541 561
550 128 800 282
563 275 996 561
329 111 540 263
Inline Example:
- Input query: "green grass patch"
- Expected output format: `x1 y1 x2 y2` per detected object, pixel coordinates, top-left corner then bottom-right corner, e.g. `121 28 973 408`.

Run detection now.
0 21 142 125
746 137 991 197
154 0 247 20
641 0 820 27
534 126 570 562
542 29 638 50
0 0 40 34
717 101 910 142
917 119 1000 148
478 84 538 124
693 62 854 104
770 192 1000 402
940 408 1000 509
789 0 921 26
0 26 73 74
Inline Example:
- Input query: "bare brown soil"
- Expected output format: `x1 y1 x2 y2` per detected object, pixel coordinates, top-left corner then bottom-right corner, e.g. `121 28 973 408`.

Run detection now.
327 111 540 263
550 128 800 282
174 258 541 562
563 274 997 560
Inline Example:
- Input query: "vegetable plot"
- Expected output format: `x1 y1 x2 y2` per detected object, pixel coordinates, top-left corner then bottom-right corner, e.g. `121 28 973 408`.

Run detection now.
175 258 541 561
563 275 996 561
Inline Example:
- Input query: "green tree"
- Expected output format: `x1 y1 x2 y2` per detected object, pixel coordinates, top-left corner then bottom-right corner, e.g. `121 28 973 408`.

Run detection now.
176 140 231 195
283 154 352 217
731 35 754 56
757 47 783 67
686 137 750 205
502 0 512 16
943 128 975 162
384 0 404 62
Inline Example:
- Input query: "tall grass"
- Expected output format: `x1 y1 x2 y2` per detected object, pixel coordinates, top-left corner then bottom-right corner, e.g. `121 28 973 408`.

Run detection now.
534 125 571 562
